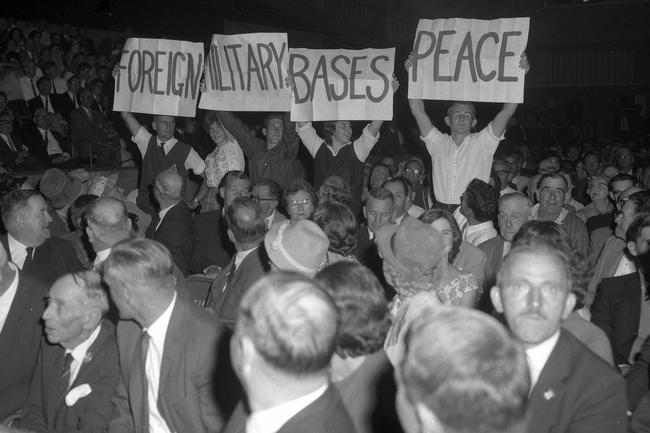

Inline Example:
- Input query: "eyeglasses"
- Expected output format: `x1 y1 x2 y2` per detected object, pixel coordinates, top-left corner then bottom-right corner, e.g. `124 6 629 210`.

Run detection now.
288 199 312 207
251 196 276 203
35 114 51 119
404 167 422 174
617 196 630 211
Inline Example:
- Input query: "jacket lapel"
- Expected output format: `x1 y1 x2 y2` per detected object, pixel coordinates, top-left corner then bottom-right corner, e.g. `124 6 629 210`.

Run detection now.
0 271 27 360
158 296 185 419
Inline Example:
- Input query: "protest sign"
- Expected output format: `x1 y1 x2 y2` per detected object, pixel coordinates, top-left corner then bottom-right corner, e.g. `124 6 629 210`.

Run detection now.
289 48 395 121
113 38 204 117
199 33 290 111
408 18 529 103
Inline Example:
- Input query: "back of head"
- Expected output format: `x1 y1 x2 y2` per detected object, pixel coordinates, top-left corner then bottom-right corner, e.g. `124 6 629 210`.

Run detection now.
318 175 352 208
465 179 499 223
86 197 131 246
156 170 183 201
237 272 338 375
70 270 110 317
225 197 266 245
103 238 175 290
399 305 529 433
312 201 358 256
316 262 390 357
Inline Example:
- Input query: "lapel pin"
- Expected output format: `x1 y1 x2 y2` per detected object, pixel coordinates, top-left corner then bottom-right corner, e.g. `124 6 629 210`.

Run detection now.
543 389 555 400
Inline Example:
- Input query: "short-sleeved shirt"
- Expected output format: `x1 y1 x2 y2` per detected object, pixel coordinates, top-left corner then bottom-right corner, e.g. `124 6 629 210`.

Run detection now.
423 122 502 205
132 127 206 175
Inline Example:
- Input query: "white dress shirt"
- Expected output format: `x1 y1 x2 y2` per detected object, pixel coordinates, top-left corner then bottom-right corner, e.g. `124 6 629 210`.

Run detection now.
296 122 379 162
246 384 328 433
464 221 497 246
7 233 30 269
423 122 502 205
615 255 636 277
133 127 206 175
525 331 560 390
144 292 177 433
156 203 179 231
92 248 112 270
0 264 19 334
66 324 101 387
38 126 63 155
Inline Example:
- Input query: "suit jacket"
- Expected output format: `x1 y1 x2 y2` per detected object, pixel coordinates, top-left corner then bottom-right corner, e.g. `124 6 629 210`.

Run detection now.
477 235 506 289
527 330 628 433
69 107 105 159
0 132 22 169
586 236 626 308
190 210 234 274
0 270 48 420
591 272 641 366
147 202 194 276
2 235 84 286
20 320 120 433
28 94 57 116
207 245 269 328
222 385 356 433
631 392 650 433
627 333 650 412
356 224 393 300
23 125 71 165
53 92 79 120
109 294 225 433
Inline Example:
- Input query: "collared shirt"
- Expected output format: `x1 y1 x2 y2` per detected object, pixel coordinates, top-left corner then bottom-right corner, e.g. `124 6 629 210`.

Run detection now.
38 126 63 155
68 91 79 108
407 205 425 218
144 291 177 433
394 213 407 225
464 221 497 246
235 247 256 269
297 122 379 163
503 240 511 257
133 127 206 175
66 324 101 387
8 233 30 269
156 203 177 231
615 255 636 277
423 122 502 205
0 264 19 334
525 331 560 389
246 384 328 433
265 210 276 230
92 248 112 270
83 107 93 120
530 204 569 225
41 94 55 113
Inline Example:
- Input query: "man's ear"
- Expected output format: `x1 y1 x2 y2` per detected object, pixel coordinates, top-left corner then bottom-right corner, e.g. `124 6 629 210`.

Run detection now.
86 226 94 242
219 187 226 200
444 116 451 127
227 228 235 244
628 240 638 257
562 291 577 320
362 207 367 220
490 286 504 313
471 118 478 128
151 121 157 132
261 127 267 137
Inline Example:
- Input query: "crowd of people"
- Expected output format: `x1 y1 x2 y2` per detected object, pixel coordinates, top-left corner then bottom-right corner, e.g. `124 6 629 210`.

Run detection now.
1 14 650 433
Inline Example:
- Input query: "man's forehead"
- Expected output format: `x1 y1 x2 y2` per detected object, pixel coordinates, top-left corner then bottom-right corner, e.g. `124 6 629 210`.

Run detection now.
541 178 566 189
228 178 250 189
385 182 405 194
367 197 392 210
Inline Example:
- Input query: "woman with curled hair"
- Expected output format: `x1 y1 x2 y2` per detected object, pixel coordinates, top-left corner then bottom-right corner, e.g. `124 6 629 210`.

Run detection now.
316 261 395 433
313 201 358 264
512 220 613 365
283 178 318 223
317 175 353 208
419 208 479 307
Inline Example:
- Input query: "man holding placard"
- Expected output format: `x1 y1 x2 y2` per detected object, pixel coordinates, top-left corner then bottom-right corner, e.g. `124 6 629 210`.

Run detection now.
405 18 530 211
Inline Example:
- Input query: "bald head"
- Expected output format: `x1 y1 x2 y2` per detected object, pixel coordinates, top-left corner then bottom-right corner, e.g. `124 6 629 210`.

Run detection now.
86 197 131 249
155 170 183 201
498 192 532 242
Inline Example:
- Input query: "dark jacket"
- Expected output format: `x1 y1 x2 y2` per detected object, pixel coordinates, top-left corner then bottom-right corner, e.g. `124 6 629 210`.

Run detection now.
145 201 194 276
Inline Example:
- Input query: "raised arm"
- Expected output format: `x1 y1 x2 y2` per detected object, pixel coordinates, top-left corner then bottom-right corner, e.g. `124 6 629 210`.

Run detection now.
282 112 300 160
405 53 435 137
490 53 530 137
216 111 265 158
295 121 324 158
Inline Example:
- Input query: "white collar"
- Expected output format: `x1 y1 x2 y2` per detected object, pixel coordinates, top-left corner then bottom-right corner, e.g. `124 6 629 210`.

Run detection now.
235 247 257 268
145 291 177 347
37 126 49 135
530 204 568 225
0 262 20 307
95 248 111 264
265 210 276 229
66 323 101 363
7 233 28 257
394 213 406 225
246 384 328 433
465 220 494 235
158 202 179 223
525 331 560 388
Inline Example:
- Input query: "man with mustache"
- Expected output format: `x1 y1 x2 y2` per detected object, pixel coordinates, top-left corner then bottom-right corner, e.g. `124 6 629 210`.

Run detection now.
490 239 627 433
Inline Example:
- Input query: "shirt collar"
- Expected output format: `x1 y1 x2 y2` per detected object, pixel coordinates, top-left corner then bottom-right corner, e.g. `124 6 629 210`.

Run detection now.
465 220 494 236
0 262 20 303
530 204 568 225
157 137 177 149
7 233 27 257
66 323 101 363
235 247 256 269
246 384 328 433
265 210 276 229
145 291 177 346
95 248 111 264
525 331 560 387
158 202 178 223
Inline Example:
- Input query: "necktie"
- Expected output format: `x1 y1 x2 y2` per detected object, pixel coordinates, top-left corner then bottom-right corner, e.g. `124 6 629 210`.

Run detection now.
23 246 34 270
30 79 38 98
146 213 160 239
160 142 166 156
139 331 151 433
58 353 74 396
6 136 16 152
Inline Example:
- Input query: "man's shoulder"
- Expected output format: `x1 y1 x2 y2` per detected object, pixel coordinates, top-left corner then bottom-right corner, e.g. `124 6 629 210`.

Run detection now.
42 236 75 252
600 272 639 289
555 330 621 381
477 235 505 251
280 385 355 433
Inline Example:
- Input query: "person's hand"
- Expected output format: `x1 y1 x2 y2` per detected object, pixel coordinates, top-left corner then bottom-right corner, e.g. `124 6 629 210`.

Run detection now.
111 64 120 79
199 78 207 93
285 74 295 89
391 74 400 94
519 52 530 74
203 264 222 278
404 52 415 71
187 197 200 210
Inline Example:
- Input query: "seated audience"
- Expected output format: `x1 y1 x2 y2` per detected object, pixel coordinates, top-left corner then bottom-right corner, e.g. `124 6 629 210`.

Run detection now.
70 87 118 166
576 176 615 261
396 305 529 433
316 262 395 433
224 272 355 433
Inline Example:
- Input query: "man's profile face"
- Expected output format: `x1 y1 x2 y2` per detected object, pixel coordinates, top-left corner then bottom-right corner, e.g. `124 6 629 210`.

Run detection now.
222 178 251 208
42 276 87 347
615 199 637 239
369 166 390 190
153 115 176 141
537 177 566 217
491 251 575 348
263 118 283 148
19 195 52 247
332 121 352 144
445 103 477 135
384 181 407 220
364 197 394 233
498 198 530 242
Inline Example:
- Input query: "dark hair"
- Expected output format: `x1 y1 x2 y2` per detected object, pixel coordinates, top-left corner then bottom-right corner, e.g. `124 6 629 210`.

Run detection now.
225 197 266 244
511 220 589 309
630 190 650 214
627 214 650 244
263 113 283 128
446 101 476 117
76 62 92 74
1 189 40 225
316 262 391 357
383 176 412 196
317 176 353 208
464 178 499 223
365 187 393 204
67 75 80 85
609 173 636 190
70 194 98 231
36 76 51 88
282 178 317 211
536 172 568 190
254 178 281 200
420 208 462 262
219 170 250 190
312 201 358 256
321 121 338 146
489 169 502 192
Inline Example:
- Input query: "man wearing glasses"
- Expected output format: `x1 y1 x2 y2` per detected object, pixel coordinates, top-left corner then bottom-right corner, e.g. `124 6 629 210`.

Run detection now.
251 179 286 230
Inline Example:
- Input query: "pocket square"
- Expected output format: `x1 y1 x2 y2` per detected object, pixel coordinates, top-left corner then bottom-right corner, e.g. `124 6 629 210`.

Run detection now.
65 384 92 406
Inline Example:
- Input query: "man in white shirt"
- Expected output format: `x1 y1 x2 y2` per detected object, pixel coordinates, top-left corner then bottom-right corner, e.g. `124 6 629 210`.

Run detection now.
105 239 224 433
223 272 355 433
405 54 529 210
13 271 119 433
395 305 529 433
85 197 132 270
456 179 499 246
490 240 628 433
